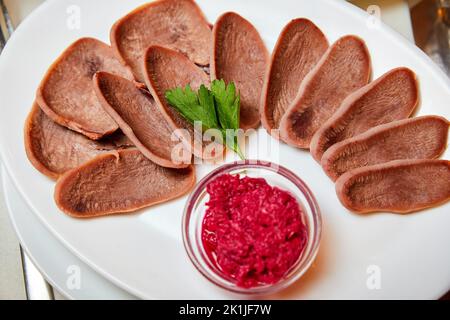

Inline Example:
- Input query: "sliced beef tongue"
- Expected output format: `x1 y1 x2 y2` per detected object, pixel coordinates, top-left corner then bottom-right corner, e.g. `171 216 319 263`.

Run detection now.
93 71 191 168
102 130 135 149
310 67 419 161
143 45 222 160
111 0 212 83
54 149 196 218
279 35 371 149
24 103 132 180
261 19 329 136
335 159 450 214
211 12 269 129
322 116 449 181
36 37 135 140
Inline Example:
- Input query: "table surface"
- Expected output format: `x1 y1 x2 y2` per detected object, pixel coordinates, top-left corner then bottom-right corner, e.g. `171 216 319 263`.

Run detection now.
0 0 445 300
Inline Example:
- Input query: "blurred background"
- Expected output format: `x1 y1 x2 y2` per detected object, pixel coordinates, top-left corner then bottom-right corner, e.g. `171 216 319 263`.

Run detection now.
0 0 449 300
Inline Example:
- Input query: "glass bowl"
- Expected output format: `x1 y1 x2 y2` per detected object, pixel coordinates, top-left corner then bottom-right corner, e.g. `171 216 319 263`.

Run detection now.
182 160 322 295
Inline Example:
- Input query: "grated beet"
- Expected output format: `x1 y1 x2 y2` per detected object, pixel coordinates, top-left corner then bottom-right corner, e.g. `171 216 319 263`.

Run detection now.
202 174 308 288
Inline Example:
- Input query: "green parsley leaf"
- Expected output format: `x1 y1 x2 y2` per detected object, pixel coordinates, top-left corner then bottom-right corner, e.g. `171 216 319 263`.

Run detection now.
165 84 219 131
211 79 240 131
165 80 244 159
211 79 242 159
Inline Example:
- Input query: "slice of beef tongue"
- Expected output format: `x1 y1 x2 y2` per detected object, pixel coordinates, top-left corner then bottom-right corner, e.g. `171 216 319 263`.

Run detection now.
335 159 450 214
279 35 371 149
143 45 223 160
111 0 212 82
93 72 191 168
322 116 449 181
54 149 196 218
24 103 132 180
102 130 135 149
310 67 419 161
261 19 329 136
36 38 135 140
211 12 269 129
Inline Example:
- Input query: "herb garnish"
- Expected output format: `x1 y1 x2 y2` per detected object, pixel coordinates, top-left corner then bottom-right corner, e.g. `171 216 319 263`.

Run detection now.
165 79 244 159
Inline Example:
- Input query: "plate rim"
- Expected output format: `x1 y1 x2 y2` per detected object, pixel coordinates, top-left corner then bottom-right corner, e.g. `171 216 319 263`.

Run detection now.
1 166 137 300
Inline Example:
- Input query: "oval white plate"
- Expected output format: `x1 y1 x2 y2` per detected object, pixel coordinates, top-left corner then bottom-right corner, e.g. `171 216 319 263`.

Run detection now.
0 0 449 299
1 166 136 300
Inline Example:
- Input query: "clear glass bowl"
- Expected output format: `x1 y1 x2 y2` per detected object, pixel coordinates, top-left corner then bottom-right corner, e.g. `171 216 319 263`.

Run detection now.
182 160 322 295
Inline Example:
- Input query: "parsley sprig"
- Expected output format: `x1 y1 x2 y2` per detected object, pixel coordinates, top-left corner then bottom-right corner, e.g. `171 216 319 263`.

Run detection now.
165 79 244 159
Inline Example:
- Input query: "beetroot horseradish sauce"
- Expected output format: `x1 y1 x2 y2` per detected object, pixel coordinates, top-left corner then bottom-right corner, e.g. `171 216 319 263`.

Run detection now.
201 174 308 288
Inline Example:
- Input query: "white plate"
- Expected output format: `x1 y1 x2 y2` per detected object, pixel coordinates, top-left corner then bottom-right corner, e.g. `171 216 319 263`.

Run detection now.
1 166 136 300
0 0 449 299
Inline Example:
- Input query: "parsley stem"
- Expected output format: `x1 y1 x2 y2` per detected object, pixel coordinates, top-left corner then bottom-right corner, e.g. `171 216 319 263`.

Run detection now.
235 143 245 160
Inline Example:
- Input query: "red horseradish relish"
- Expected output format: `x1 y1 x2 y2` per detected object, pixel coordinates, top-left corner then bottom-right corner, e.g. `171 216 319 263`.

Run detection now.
202 174 308 288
